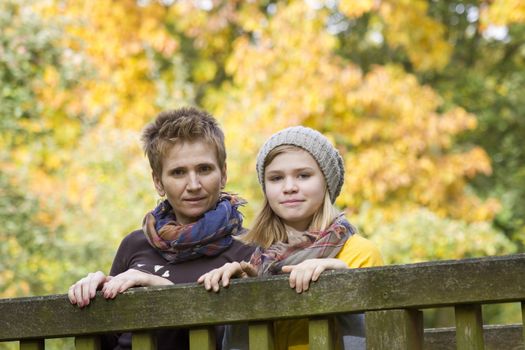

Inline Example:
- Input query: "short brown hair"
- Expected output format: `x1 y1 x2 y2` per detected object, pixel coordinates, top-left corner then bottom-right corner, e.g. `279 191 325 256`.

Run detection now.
141 107 226 178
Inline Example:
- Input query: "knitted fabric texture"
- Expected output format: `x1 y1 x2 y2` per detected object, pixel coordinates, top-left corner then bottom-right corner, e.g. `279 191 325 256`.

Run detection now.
256 126 345 203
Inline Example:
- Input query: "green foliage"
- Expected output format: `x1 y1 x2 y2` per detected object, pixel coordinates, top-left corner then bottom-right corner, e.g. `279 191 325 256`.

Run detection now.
0 173 61 296
0 0 85 145
0 0 93 297
0 0 56 133
354 206 516 264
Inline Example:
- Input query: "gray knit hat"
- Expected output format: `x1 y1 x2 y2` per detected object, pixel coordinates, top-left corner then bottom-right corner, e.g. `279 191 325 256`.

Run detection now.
256 126 345 203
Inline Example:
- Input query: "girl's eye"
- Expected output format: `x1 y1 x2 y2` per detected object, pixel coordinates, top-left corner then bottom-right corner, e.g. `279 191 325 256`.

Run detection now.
298 173 311 179
268 176 283 182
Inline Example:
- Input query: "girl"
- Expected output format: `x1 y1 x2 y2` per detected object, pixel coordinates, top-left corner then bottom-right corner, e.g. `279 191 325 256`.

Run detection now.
199 126 383 349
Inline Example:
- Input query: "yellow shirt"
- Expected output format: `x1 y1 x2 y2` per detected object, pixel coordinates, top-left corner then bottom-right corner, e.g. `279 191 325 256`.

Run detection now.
273 234 383 350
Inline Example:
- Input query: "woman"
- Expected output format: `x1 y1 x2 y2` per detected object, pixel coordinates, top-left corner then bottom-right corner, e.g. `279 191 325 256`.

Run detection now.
199 126 383 349
68 107 255 349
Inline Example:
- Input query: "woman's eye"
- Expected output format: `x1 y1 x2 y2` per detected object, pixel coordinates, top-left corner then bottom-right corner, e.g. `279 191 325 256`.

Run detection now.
299 173 311 179
199 165 213 173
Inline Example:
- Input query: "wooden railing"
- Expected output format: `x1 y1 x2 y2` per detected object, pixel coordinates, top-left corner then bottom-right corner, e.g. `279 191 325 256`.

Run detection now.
1 254 524 349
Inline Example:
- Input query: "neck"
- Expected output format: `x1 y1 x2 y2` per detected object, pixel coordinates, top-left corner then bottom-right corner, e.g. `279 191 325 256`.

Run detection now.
284 225 304 234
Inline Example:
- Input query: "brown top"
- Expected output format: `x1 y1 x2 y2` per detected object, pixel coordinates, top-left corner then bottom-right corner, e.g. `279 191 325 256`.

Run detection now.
103 229 255 350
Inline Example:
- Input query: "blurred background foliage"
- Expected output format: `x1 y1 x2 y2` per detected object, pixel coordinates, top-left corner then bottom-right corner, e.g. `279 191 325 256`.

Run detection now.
1 0 524 334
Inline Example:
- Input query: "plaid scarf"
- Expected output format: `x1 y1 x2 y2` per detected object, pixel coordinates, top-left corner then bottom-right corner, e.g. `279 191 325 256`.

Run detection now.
250 214 355 276
143 193 245 263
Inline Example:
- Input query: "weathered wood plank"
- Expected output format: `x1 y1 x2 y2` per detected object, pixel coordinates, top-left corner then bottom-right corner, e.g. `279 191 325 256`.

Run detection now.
189 328 214 350
1 254 524 341
132 331 156 350
424 324 524 350
366 309 423 350
20 340 44 350
75 335 100 350
309 318 334 350
249 322 274 350
454 304 484 350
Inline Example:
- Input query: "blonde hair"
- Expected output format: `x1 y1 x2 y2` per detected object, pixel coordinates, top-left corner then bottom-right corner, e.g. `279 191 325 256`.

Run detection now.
243 145 340 248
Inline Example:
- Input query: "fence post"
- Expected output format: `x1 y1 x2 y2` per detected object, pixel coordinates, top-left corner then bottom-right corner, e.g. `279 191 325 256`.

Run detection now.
132 331 156 350
249 322 275 350
365 309 423 350
19 340 44 350
522 302 525 347
189 327 215 350
455 304 484 350
309 317 335 350
75 336 101 350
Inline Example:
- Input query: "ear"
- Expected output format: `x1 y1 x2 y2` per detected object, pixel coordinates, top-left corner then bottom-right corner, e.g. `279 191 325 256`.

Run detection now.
220 163 227 189
152 172 165 197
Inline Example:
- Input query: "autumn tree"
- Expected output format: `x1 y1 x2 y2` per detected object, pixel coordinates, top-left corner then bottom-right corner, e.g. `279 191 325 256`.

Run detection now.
0 0 88 296
3 0 521 301
334 0 525 245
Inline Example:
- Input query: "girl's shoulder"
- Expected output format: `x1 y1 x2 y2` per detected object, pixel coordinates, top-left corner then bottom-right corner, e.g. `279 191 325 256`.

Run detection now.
336 234 384 268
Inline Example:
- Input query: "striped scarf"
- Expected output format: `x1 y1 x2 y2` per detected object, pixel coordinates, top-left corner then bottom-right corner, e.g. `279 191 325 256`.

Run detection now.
250 214 355 276
143 193 245 263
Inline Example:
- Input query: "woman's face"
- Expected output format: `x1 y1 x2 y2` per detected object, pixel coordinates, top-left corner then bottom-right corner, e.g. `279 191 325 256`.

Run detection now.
153 140 226 225
264 147 326 231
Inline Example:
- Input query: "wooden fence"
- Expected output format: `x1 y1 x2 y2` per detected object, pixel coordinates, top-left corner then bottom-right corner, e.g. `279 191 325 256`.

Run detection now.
1 254 524 349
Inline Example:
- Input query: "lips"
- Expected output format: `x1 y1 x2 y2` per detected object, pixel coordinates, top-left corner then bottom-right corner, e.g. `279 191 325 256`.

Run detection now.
184 196 207 203
280 199 304 206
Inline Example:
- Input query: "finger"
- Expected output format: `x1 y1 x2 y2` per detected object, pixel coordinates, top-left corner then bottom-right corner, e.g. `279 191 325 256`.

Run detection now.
294 270 303 293
311 265 326 282
77 280 91 307
89 276 101 298
210 270 225 292
301 269 314 293
73 283 86 307
281 265 292 273
118 280 135 294
240 262 257 277
102 280 118 298
288 268 297 289
73 289 82 307
68 285 77 305
104 281 120 299
203 274 213 291
197 274 205 284
221 268 235 288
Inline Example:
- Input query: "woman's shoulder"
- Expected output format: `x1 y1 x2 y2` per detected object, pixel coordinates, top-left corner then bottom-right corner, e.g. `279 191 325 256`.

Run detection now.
117 229 148 249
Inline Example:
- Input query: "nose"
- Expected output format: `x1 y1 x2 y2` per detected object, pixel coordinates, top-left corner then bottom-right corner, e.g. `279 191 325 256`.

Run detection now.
283 176 298 193
186 172 202 191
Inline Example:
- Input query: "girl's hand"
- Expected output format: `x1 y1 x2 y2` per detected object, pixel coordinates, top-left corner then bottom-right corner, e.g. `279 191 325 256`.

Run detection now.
197 261 257 292
101 268 173 299
68 271 109 308
282 258 348 293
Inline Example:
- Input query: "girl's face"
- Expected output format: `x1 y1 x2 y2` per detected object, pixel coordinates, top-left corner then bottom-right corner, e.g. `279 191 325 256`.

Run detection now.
264 147 326 232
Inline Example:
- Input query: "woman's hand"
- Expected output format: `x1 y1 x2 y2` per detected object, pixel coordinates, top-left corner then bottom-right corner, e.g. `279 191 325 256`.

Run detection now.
282 258 348 293
68 271 110 308
197 261 257 292
101 269 173 299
